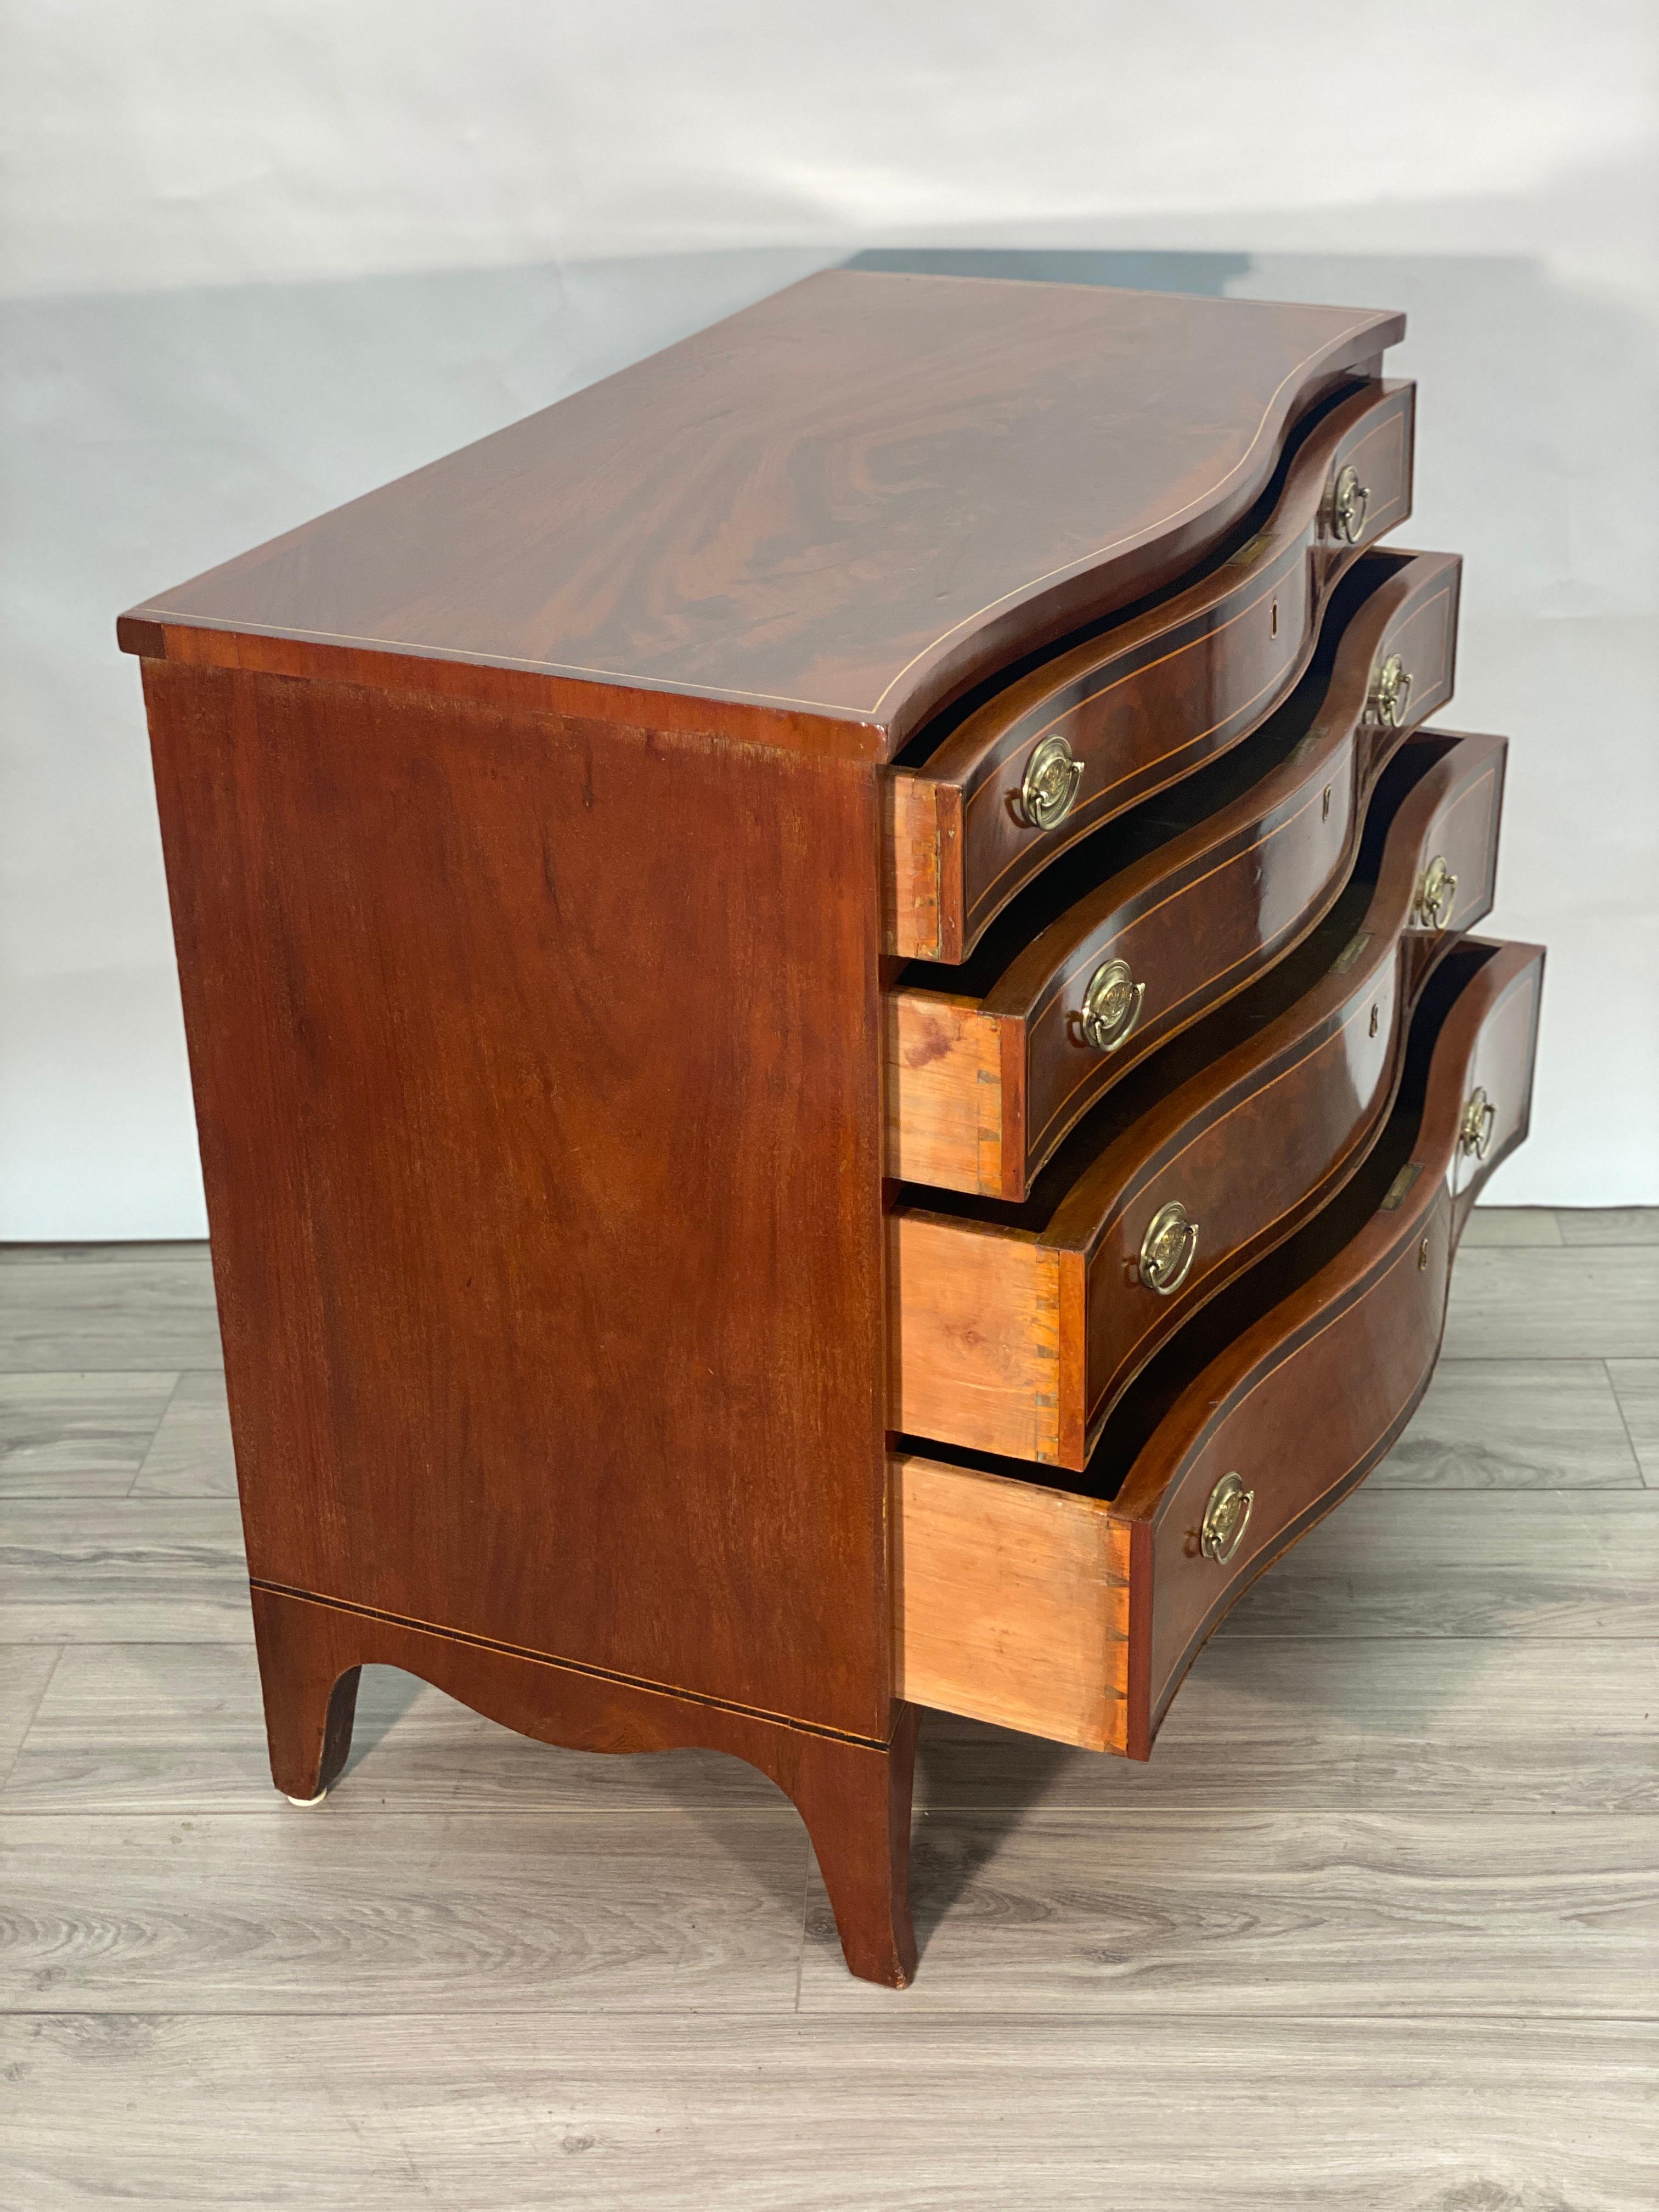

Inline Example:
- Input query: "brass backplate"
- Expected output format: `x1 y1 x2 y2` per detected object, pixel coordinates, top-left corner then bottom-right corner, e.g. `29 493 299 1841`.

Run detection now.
1459 1085 1497 1160
1370 650 1413 729
1330 463 1370 545
1412 855 1457 931
1200 1471 1255 1565
1080 957 1146 1053
1139 1200 1199 1296
1018 735 1084 831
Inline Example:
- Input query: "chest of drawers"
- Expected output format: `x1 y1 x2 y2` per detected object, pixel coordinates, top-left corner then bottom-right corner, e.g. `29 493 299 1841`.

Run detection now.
120 271 1541 1988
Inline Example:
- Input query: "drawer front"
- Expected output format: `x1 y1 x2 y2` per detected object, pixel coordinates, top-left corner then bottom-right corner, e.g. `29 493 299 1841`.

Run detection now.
1076 727 1505 1449
884 379 1415 962
1122 938 1545 1750
891 729 1506 1471
1449 949 1544 1233
894 937 1545 1755
887 547 1461 1199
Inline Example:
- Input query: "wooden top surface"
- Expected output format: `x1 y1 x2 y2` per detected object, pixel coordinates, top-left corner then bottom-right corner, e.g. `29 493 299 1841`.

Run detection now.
119 271 1403 756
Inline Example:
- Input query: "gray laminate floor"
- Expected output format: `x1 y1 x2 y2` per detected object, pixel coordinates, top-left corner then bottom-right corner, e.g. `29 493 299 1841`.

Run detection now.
2 1212 1656 2207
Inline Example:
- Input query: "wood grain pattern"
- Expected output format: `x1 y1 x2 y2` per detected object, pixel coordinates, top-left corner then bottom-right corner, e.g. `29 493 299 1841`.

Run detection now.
0 1640 781 1814
882 772 954 975
893 1458 1128 1750
0 1256 221 1373
1559 1208 1659 1245
1220 1488 1659 1641
798 1810 1659 2017
248 1584 919 1988
129 1372 235 1497
1460 1206 1563 1244
893 729 1506 1469
105 269 1565 2001
5 1225 1650 2178
1120 938 1544 1745
0 1242 208 1264
144 659 890 1741
885 380 1416 957
1372 1358 1645 1487
883 994 1009 1194
8 1625 1655 1820
888 545 1460 1197
0 1648 59 1784
0 1373 177 1497
10 2016 1654 2210
1440 1248 1659 1360
119 273 1403 755
0 1499 250 1643
1608 1359 1659 1480
888 1214 1080 1465
0 1806 811 2013
894 938 1544 1757
916 1639 1659 1814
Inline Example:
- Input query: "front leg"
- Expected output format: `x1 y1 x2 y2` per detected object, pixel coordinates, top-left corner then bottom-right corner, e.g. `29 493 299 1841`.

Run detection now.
249 1584 362 1803
774 1705 919 1988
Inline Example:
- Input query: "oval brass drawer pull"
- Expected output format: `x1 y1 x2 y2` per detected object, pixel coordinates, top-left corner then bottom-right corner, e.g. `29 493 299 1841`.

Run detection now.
1201 1471 1255 1564
1080 957 1146 1053
1017 735 1084 831
1370 650 1413 729
1413 854 1457 930
1460 1085 1497 1160
1329 462 1370 545
1139 1200 1199 1295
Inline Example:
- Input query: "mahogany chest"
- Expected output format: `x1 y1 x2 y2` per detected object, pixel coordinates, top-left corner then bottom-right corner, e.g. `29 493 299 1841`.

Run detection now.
120 272 1543 1986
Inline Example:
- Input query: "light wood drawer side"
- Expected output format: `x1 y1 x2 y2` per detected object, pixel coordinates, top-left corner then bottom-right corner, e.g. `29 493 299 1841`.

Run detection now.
894 1454 1130 1753
884 992 1012 1197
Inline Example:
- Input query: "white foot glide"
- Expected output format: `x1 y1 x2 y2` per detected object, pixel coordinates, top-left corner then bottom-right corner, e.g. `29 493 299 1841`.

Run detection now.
284 1789 329 1807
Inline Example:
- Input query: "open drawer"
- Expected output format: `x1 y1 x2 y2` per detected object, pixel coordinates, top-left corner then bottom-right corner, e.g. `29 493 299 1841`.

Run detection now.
883 379 1415 961
893 934 1545 1757
891 726 1506 1469
887 545 1462 1199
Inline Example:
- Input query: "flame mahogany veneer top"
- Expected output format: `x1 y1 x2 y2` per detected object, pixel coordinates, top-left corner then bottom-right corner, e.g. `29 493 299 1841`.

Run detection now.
119 272 1403 759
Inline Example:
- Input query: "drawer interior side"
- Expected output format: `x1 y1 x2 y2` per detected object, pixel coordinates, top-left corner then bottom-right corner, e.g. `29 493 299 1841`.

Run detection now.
890 1215 1071 1464
894 1454 1130 1752
884 993 1010 1195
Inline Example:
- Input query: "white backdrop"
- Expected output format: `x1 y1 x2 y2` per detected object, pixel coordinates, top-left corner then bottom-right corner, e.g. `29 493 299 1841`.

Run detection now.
2 1 1655 1234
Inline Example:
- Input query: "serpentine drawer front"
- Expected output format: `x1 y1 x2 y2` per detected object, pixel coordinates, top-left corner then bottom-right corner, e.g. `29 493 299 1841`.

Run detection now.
887 545 1462 1198
894 936 1544 1757
890 727 1506 1469
121 272 1538 1991
883 379 1415 962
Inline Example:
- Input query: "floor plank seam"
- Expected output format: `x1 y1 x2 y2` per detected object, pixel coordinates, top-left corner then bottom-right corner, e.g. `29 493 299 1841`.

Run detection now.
0 1645 61 1791
5 2006 1657 2024
792 1841 812 2013
0 1807 814 1821
1214 1631 1659 1641
11 1480 1656 1496
4 1212 1656 2055
10 1633 1657 1648
125 1368 189 1496
1433 1353 1626 1362
4 1805 1654 1821
10 1633 1659 1649
1 1363 210 1373
1604 1357 1654 1491
15 1476 1657 1497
